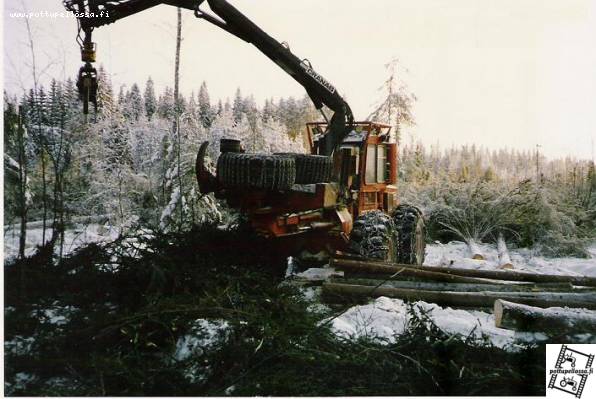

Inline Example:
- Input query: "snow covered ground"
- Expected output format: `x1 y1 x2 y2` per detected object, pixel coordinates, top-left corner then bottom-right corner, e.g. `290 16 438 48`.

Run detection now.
171 319 230 383
5 223 595 352
425 240 596 277
295 240 596 349
329 297 547 350
3 222 121 261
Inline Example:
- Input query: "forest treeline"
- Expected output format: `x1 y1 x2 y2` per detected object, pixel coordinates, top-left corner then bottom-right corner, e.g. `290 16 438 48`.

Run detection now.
4 67 596 257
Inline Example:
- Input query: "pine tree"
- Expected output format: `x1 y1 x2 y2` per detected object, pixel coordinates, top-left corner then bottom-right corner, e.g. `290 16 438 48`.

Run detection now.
158 86 175 120
118 85 126 105
262 98 274 123
128 83 143 121
198 81 213 128
48 79 61 127
232 87 244 124
37 86 48 125
368 58 417 144
216 99 223 116
97 65 116 118
185 92 198 122
144 77 157 121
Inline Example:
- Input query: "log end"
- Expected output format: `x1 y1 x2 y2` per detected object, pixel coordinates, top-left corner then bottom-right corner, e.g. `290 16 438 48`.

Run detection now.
498 263 514 270
472 254 485 260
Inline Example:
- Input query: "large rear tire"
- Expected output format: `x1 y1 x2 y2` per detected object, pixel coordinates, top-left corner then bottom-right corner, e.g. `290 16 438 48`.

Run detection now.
349 210 397 262
275 153 333 184
392 204 426 265
217 153 295 190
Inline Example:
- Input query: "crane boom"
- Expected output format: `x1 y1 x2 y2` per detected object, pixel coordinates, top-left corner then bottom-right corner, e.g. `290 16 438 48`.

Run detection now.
64 0 354 155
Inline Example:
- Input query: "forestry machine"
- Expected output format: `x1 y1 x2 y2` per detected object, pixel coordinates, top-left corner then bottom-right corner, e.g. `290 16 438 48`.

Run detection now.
65 0 426 264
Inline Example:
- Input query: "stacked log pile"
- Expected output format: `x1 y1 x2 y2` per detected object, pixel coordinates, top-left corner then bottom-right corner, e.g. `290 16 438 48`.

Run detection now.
322 253 596 336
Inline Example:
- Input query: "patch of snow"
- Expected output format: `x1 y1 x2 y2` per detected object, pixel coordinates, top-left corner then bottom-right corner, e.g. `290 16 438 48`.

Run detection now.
295 267 343 282
299 286 330 313
5 154 20 169
172 319 230 383
3 222 121 261
174 318 230 361
285 256 297 277
5 372 37 395
424 241 596 276
30 305 78 326
587 244 596 259
43 377 74 389
300 286 320 302
330 297 547 350
5 336 36 356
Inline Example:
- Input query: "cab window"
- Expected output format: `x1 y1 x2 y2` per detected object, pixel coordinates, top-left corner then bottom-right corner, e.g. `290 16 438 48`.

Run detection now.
365 144 389 184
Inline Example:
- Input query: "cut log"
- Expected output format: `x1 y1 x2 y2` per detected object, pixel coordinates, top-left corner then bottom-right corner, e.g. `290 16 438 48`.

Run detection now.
497 234 513 269
468 239 485 260
336 261 513 285
332 278 581 293
322 282 596 309
330 257 596 287
494 299 596 334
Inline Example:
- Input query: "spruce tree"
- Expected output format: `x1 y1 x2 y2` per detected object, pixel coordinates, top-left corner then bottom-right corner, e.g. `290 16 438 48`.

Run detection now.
129 83 143 121
198 81 213 128
144 77 157 121
232 87 244 124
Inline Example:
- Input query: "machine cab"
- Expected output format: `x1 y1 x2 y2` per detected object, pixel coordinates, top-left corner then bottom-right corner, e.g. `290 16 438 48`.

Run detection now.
306 121 399 216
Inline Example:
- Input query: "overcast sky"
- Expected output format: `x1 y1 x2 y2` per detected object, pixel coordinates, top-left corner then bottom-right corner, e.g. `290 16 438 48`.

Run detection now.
4 0 596 160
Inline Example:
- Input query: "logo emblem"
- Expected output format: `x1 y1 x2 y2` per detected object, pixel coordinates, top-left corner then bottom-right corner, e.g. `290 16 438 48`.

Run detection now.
547 345 594 398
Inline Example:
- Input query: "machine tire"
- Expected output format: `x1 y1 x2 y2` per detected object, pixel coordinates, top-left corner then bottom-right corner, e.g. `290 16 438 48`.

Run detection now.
275 153 333 184
349 210 397 262
392 204 426 265
217 153 295 190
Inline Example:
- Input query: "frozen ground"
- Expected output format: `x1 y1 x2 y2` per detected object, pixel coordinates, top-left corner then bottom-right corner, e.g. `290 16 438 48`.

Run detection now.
296 240 596 348
172 319 231 383
424 240 596 277
329 297 548 350
3 222 121 261
5 223 595 352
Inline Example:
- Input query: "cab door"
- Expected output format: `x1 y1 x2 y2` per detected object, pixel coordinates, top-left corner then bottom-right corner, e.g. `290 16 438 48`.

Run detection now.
358 142 397 214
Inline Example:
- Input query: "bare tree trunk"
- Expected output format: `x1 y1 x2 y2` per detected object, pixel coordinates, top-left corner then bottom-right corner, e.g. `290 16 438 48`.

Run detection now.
40 150 48 244
23 8 49 245
58 110 66 258
118 170 125 222
17 108 28 259
173 7 184 229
